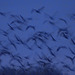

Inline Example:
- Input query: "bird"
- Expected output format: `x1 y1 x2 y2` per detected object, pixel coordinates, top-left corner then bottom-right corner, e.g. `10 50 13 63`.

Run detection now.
71 38 75 45
14 34 22 43
31 6 45 14
37 33 48 40
0 43 8 50
63 64 75 71
26 25 35 30
26 62 33 67
36 53 43 60
15 35 32 50
24 42 32 50
7 23 14 30
37 37 46 44
7 37 17 50
57 28 68 35
49 21 56 25
10 20 24 24
20 15 26 22
26 37 36 43
58 18 68 24
46 46 56 57
69 14 75 20
12 55 22 61
44 12 54 20
44 56 52 63
0 12 6 16
62 33 68 39
24 56 29 59
10 14 20 20
56 46 67 52
14 35 24 44
36 60 48 67
0 50 11 56
43 20 55 26
49 34 56 41
35 43 42 49
10 56 24 67
0 28 8 36
35 32 49 40
69 47 75 55
66 55 75 64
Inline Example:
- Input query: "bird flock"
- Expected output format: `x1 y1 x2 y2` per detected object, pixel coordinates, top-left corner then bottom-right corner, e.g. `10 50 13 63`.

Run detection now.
0 7 75 75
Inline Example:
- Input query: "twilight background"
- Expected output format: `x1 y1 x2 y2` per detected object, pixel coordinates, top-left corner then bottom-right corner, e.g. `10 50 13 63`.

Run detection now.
0 0 75 75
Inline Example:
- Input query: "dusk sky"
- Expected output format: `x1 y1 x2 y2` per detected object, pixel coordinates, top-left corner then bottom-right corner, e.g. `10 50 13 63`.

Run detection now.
0 0 75 75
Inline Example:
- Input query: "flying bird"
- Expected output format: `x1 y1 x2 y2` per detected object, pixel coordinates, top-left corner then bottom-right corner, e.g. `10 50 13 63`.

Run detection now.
7 37 17 50
46 46 56 57
26 25 35 30
20 15 26 22
0 50 11 56
58 18 68 24
24 56 29 59
10 20 24 24
71 38 75 45
49 34 56 41
69 47 75 55
0 12 6 16
35 43 42 49
31 6 45 14
63 64 75 71
62 33 68 39
66 55 75 64
43 20 55 25
0 28 8 36
0 43 8 50
36 60 48 67
44 12 54 20
56 46 67 51
7 23 14 30
57 28 68 35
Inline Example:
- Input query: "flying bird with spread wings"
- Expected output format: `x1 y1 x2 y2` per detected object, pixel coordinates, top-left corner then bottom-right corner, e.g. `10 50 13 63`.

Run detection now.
31 6 45 14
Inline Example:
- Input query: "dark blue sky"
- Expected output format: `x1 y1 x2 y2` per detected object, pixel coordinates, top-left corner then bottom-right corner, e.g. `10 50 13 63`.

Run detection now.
0 0 75 15
0 0 75 75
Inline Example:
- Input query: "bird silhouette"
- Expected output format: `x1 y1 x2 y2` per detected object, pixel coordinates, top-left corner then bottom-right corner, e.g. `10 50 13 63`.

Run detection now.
44 12 54 20
69 47 75 55
43 20 55 26
20 15 26 22
63 64 75 71
0 50 11 56
7 23 14 30
31 6 45 14
46 46 56 57
0 12 6 16
36 60 48 67
0 43 8 50
62 33 68 39
58 28 68 35
26 25 35 30
66 55 75 64
0 28 9 36
7 37 17 50
10 20 24 24
56 46 67 51
24 56 29 59
71 38 75 45
58 18 68 24
49 34 56 41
